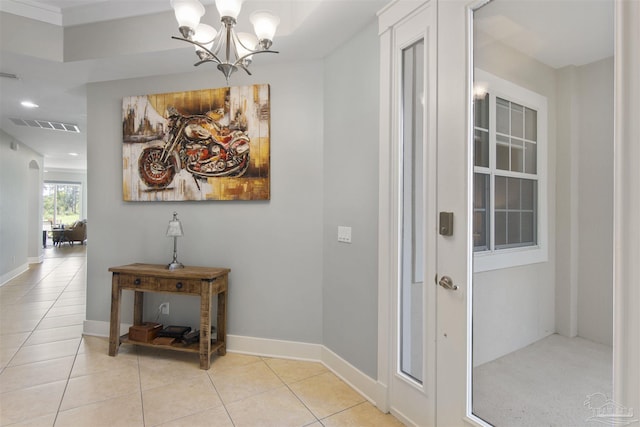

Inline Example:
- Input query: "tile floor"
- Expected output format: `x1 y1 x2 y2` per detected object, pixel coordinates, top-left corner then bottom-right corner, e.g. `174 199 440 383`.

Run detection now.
0 245 403 427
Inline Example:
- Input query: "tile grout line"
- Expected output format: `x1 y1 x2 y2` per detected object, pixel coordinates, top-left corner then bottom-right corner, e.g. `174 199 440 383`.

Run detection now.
52 333 85 426
205 371 237 427
1 263 81 373
261 357 326 426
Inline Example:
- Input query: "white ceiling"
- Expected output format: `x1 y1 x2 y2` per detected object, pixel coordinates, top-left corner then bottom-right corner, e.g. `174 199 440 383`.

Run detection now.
0 0 614 171
0 0 388 170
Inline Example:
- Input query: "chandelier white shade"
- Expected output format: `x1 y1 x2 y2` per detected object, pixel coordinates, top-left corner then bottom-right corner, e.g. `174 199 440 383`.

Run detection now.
170 0 279 82
250 11 280 48
171 0 205 37
215 0 242 20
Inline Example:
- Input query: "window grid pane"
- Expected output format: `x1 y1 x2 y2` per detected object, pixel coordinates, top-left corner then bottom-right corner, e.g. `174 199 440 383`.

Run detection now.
473 173 489 251
474 89 540 255
494 177 537 249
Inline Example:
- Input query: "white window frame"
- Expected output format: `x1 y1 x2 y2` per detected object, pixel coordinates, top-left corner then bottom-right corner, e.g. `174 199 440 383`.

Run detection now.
473 69 548 272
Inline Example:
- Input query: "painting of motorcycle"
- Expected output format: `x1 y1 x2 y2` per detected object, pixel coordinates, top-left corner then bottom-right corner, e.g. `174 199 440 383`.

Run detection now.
122 84 270 201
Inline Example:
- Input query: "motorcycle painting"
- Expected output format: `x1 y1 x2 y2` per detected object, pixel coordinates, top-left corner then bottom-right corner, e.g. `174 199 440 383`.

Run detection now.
122 84 270 201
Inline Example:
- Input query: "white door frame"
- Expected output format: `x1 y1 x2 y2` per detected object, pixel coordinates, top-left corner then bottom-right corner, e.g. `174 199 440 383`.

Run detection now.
378 0 640 426
377 1 438 424
613 0 640 420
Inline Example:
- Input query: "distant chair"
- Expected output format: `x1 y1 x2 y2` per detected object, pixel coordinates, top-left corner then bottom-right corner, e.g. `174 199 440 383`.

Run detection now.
63 220 87 245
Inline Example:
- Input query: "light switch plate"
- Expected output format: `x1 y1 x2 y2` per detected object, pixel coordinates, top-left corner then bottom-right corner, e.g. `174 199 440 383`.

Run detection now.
338 226 352 243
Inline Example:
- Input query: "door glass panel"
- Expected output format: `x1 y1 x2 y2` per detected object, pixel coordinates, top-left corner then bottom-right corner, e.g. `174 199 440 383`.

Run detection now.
472 1 614 425
400 38 425 383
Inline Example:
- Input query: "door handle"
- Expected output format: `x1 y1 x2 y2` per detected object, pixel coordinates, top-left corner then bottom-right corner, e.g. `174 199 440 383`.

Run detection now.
437 275 458 291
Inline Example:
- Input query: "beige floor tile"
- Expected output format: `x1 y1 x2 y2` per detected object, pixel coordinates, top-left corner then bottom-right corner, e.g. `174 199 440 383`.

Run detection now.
70 347 138 378
154 405 233 427
0 318 41 334
1 307 50 321
8 338 80 366
2 300 54 313
138 349 207 390
52 297 86 307
36 313 84 330
55 392 143 427
24 324 83 346
17 293 59 303
0 287 30 299
76 335 110 354
60 365 141 410
43 304 85 318
207 352 263 373
0 332 30 349
264 358 328 384
225 386 317 427
209 359 284 404
0 346 19 369
3 413 56 426
142 375 222 426
0 356 74 393
321 402 405 426
0 380 66 425
31 283 68 290
23 289 63 298
289 372 366 419
56 290 85 299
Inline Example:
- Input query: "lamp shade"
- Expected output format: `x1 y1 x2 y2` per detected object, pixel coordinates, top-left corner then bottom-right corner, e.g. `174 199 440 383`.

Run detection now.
215 0 243 20
250 10 280 43
171 0 205 31
236 32 258 59
194 23 217 51
166 212 184 237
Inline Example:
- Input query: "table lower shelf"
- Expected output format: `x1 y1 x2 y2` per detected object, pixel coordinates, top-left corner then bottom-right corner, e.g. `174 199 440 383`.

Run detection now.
119 334 224 355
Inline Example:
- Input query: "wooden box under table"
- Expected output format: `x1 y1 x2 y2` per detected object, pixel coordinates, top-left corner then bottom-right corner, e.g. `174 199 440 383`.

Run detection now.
128 322 162 343
108 263 230 370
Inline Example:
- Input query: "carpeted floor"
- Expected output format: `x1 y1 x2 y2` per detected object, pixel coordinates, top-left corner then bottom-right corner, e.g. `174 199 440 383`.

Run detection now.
472 333 612 426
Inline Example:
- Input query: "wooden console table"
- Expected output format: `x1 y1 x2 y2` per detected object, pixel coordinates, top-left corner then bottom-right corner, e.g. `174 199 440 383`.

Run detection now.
108 263 230 369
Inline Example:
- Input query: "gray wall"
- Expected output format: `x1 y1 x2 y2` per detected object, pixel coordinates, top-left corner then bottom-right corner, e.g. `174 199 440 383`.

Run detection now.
556 57 614 346
86 61 325 343
322 21 379 378
575 57 614 345
86 21 381 377
0 129 44 282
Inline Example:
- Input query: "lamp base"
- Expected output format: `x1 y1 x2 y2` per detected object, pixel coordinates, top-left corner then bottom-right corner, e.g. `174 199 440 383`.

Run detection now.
167 261 184 271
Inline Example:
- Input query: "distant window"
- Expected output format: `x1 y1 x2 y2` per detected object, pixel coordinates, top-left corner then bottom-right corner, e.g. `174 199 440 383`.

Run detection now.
43 182 82 227
473 70 548 272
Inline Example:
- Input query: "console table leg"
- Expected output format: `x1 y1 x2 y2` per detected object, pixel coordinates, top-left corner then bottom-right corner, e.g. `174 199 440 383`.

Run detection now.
109 274 121 356
199 282 213 370
217 279 227 355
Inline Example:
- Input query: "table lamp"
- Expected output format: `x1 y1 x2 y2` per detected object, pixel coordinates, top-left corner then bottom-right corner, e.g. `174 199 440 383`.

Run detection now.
166 212 184 270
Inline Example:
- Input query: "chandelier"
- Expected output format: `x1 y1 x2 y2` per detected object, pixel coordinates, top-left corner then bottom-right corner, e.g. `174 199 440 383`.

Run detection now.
170 0 280 83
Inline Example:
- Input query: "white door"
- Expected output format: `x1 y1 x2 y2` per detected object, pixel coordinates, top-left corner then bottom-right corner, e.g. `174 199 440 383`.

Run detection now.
380 1 640 427
378 1 469 425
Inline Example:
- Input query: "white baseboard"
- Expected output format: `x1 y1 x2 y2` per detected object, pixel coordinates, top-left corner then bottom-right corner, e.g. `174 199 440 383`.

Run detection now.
82 321 386 409
0 263 29 286
28 255 44 264
83 319 131 337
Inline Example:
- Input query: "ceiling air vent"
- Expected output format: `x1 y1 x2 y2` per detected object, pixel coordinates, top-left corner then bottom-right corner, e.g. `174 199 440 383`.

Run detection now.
10 118 80 133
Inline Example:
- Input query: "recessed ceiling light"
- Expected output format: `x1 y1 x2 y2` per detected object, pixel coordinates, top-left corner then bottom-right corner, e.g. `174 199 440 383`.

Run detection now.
68 152 79 156
21 101 39 108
